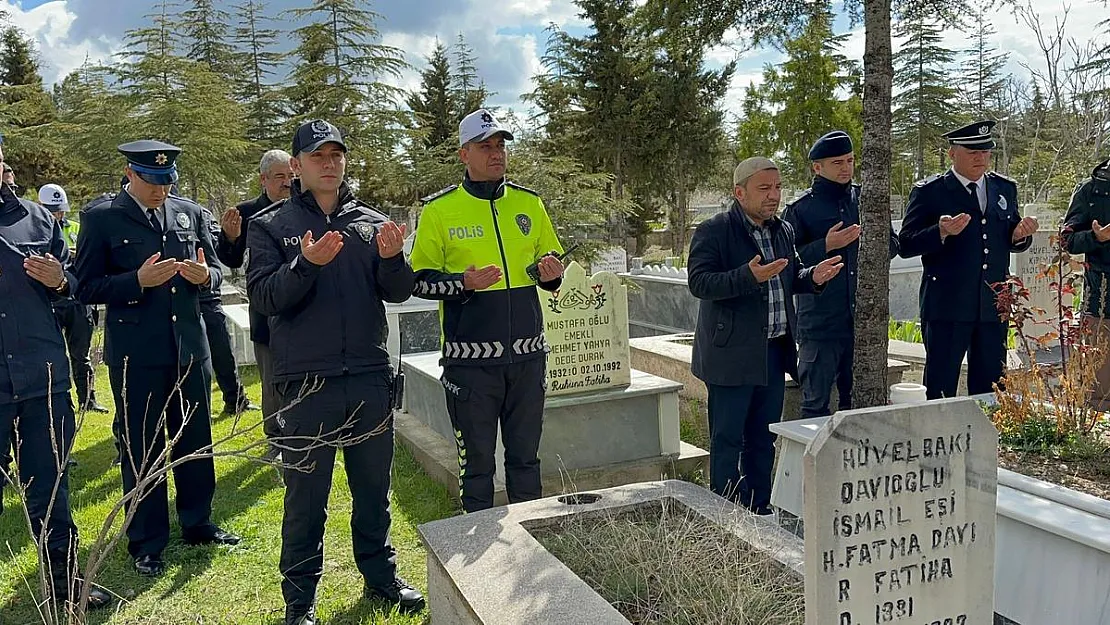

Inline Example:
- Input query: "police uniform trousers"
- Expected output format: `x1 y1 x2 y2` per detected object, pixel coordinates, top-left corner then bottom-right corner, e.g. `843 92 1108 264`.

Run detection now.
922 321 1007 399
200 300 248 412
441 357 545 513
108 361 218 557
797 335 854 419
0 393 78 557
253 342 281 442
706 336 789 510
276 371 397 611
54 302 98 408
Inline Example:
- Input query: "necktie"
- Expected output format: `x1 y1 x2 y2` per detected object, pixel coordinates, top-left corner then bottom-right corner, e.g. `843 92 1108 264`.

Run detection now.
966 182 977 196
147 208 162 234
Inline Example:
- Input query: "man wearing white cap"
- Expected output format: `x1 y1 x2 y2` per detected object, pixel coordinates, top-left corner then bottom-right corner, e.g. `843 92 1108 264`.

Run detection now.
688 157 844 513
410 108 566 512
39 183 108 414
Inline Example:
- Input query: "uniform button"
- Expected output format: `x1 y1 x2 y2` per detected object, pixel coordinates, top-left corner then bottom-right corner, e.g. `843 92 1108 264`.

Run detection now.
6 354 11 359
981 219 987 225
0 313 5 318
171 287 177 294
12 394 17 400
171 315 177 322
716 323 724 330
983 234 987 240
163 235 168 242
931 276 937 281
123 239 129 244
984 249 990 254
982 264 988 270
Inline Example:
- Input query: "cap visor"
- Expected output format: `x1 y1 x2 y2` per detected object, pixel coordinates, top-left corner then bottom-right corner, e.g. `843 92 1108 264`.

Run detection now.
463 129 514 146
299 139 348 155
137 171 178 185
954 140 995 151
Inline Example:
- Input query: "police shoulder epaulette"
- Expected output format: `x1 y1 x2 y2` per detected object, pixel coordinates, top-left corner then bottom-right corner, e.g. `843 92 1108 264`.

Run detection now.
344 198 389 221
505 181 540 197
81 193 116 213
420 184 459 205
252 199 287 222
785 189 812 208
915 174 942 187
988 171 1017 186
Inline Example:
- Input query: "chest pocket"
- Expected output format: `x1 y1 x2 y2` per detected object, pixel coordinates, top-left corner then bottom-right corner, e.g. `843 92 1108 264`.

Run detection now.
110 235 148 268
174 230 198 260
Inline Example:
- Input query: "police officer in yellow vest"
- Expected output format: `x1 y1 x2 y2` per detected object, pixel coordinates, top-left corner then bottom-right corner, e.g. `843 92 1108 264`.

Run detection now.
411 109 566 512
40 184 108 414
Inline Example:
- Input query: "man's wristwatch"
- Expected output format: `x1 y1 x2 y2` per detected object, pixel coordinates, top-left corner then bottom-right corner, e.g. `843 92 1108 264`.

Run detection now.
54 275 68 293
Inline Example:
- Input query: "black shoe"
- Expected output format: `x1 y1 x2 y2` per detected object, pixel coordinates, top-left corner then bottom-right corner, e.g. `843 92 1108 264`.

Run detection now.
750 505 775 516
284 604 316 625
364 577 425 614
66 458 79 468
183 526 241 546
133 554 165 576
85 401 110 414
52 580 113 610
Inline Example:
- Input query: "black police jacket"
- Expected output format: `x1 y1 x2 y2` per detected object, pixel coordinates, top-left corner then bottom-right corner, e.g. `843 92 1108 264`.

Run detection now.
75 192 222 368
1062 160 1110 315
899 170 1031 323
687 200 820 387
0 185 75 403
217 193 279 345
245 181 415 382
783 176 900 341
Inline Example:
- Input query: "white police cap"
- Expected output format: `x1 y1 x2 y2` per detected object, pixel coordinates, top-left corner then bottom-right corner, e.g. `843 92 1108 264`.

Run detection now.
459 109 515 147
38 183 69 210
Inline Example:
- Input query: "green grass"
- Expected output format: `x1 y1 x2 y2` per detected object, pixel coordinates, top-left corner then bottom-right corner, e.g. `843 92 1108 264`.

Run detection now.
1 363 458 624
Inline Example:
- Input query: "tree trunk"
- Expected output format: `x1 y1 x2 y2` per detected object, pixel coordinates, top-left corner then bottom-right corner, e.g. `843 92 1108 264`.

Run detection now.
853 0 894 409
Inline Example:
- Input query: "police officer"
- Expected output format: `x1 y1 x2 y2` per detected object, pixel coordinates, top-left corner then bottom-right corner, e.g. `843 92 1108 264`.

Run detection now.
75 140 241 577
410 109 566 512
199 205 256 416
217 149 292 458
0 145 111 610
246 120 423 624
39 183 109 414
899 121 1038 398
1062 158 1110 403
783 131 900 417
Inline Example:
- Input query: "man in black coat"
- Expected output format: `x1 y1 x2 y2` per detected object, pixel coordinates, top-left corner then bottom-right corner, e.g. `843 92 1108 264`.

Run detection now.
75 140 241 577
216 149 292 457
783 131 900 417
899 121 1038 399
688 157 843 513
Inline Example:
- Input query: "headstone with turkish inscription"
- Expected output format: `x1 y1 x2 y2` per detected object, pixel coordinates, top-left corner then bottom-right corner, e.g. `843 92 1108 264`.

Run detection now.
542 261 632 396
1014 228 1061 345
590 246 628 274
803 399 998 625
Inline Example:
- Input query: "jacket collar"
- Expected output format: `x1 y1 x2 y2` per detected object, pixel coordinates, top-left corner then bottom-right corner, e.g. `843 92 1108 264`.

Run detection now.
730 197 781 232
811 175 852 199
462 172 506 201
290 179 357 216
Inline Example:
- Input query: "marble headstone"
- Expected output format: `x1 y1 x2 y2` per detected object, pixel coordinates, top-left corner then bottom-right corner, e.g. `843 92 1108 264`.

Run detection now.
803 399 998 625
542 261 632 396
590 246 628 274
1015 229 1061 345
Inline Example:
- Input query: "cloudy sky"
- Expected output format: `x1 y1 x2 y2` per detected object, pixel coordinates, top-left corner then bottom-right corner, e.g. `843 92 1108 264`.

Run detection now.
6 0 1108 120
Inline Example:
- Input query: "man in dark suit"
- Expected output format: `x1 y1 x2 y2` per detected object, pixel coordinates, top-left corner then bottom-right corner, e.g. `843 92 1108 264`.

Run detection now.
783 131 901 417
74 140 241 577
216 149 292 458
688 157 843 513
899 121 1038 399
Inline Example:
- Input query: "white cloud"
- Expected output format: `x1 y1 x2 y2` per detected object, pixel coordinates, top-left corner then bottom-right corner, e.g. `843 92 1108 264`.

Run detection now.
3 0 118 85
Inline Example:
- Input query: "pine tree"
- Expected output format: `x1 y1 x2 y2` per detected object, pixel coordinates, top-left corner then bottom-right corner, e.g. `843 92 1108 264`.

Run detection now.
178 0 241 82
960 6 1009 117
892 13 961 180
451 34 488 118
406 41 456 148
233 0 285 145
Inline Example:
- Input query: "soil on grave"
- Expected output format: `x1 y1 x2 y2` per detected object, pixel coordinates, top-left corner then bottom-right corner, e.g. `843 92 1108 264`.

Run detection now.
530 501 803 625
998 448 1110 500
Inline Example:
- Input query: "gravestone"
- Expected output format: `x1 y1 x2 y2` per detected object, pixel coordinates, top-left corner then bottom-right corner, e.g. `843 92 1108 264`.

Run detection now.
590 246 628 274
543 261 632 396
803 399 998 625
1015 229 1059 345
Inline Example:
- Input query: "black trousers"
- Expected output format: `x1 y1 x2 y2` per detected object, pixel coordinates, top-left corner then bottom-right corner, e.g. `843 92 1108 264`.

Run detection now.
54 303 97 406
108 361 217 557
922 321 1007 399
277 371 397 611
797 335 854 419
441 358 545 513
706 337 788 510
201 302 247 411
0 393 77 555
254 342 281 442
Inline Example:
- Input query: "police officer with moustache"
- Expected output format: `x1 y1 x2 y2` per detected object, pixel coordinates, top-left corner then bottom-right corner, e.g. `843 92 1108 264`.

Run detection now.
75 141 241 577
217 149 292 458
783 132 900 417
899 121 1038 398
246 121 423 624
39 183 109 414
0 144 112 609
410 109 566 513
